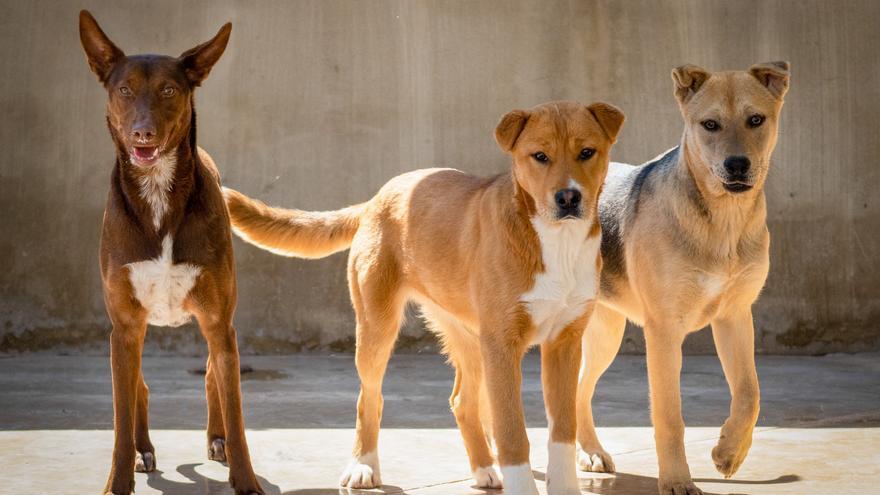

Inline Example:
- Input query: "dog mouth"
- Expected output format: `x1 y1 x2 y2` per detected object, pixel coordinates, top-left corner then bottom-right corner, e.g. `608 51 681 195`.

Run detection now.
131 145 160 165
722 181 753 193
555 208 583 220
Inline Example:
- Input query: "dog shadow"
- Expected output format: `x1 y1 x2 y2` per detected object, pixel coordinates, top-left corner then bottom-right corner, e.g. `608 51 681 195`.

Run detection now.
145 463 410 495
532 469 800 495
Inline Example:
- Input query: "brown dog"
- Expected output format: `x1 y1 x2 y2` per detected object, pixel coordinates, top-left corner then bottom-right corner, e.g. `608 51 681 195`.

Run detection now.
576 62 790 495
224 101 624 494
78 11 262 495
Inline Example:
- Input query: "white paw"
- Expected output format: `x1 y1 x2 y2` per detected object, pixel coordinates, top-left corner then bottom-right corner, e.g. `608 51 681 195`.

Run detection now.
546 442 579 495
500 464 539 495
577 446 615 473
339 452 381 489
135 451 155 472
473 465 502 488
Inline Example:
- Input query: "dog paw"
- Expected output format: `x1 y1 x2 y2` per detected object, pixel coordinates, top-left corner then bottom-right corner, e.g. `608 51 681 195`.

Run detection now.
658 478 703 495
712 431 752 478
134 451 156 472
473 465 502 488
339 453 381 489
500 464 540 495
577 446 615 473
208 438 227 463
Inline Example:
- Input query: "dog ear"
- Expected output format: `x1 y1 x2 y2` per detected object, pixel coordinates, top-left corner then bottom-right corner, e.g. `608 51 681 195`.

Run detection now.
749 61 790 100
495 109 529 152
79 10 125 84
671 64 710 103
179 22 232 86
588 102 625 143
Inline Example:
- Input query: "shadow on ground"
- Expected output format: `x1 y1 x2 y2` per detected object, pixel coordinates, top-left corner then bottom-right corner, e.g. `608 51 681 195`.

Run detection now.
145 463 412 495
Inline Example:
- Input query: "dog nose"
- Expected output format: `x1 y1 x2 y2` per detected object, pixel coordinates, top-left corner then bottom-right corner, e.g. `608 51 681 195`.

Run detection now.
723 156 751 176
554 188 582 209
131 124 157 143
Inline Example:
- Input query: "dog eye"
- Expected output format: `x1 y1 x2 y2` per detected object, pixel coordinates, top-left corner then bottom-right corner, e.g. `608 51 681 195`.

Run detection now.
701 119 719 132
162 87 176 98
579 148 596 160
118 86 132 97
747 114 765 128
533 152 549 163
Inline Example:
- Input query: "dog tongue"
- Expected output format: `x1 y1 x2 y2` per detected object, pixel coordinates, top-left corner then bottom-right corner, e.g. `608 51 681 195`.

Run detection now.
133 146 158 161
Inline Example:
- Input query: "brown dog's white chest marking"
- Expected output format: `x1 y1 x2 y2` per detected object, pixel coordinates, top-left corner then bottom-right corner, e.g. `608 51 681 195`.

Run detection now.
522 216 600 345
126 235 201 327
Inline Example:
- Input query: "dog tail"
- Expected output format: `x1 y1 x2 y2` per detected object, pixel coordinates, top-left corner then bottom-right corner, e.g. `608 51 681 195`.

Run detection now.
222 187 365 259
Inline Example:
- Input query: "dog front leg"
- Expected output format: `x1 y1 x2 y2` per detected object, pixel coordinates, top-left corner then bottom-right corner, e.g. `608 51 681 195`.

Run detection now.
481 330 537 495
104 320 147 495
541 318 587 495
644 322 703 495
710 307 760 478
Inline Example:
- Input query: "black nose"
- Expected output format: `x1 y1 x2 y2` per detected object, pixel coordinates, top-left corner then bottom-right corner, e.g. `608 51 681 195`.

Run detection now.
723 155 751 176
131 123 157 143
555 188 582 209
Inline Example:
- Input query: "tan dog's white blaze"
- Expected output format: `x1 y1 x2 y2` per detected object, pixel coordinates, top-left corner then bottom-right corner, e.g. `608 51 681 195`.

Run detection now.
224 101 624 494
575 63 789 495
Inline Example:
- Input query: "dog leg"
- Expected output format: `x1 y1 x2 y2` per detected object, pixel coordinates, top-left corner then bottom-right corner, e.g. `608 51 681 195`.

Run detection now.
710 308 760 478
440 324 500 489
340 271 404 489
576 304 625 473
134 372 156 472
645 322 703 495
542 320 587 495
481 324 538 495
205 356 228 462
103 320 147 495
199 319 263 495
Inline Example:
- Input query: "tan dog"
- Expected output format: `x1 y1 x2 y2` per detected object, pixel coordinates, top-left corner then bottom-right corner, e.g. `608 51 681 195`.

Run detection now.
575 63 790 495
224 101 624 494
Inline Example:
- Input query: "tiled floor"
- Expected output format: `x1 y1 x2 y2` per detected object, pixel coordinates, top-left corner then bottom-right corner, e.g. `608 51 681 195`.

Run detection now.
1 352 878 494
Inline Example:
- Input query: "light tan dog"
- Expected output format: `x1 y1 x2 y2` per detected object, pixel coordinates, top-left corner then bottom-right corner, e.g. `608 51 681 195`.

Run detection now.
224 101 624 494
575 62 790 495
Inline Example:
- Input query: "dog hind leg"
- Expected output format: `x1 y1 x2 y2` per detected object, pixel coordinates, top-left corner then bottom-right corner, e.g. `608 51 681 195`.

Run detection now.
576 304 625 472
134 372 156 472
339 256 405 489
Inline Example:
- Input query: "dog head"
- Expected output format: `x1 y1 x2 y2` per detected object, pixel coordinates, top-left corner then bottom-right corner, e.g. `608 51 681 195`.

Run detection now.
673 62 790 195
495 101 624 222
78 10 230 167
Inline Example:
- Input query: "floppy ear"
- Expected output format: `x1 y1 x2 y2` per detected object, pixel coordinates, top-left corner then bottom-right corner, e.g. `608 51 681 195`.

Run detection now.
671 64 710 104
179 22 232 86
494 109 529 152
588 102 625 143
749 61 790 100
79 10 125 84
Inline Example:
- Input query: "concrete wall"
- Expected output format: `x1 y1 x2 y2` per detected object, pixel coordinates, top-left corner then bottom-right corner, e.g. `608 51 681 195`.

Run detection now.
1 0 878 355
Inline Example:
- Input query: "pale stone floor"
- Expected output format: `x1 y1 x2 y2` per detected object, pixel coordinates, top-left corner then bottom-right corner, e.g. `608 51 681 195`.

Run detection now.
1 352 878 494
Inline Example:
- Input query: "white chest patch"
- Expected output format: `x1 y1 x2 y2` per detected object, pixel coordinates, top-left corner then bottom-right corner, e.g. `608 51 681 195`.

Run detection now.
521 217 601 345
136 156 176 231
126 236 201 327
699 272 727 299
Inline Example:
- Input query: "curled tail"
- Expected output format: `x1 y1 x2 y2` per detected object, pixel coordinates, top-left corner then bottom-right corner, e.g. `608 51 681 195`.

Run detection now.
222 187 365 259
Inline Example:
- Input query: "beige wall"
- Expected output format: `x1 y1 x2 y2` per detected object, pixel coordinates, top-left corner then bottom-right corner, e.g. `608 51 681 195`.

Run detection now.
1 0 878 354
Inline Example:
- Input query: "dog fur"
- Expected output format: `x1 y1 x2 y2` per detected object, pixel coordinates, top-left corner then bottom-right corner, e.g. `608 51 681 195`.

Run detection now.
575 62 790 495
224 101 624 494
78 10 262 495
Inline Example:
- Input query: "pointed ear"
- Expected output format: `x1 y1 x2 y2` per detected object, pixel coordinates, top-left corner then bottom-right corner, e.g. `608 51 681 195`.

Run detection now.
79 10 124 84
588 102 625 143
494 109 530 152
750 61 790 100
672 64 710 104
179 23 232 86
